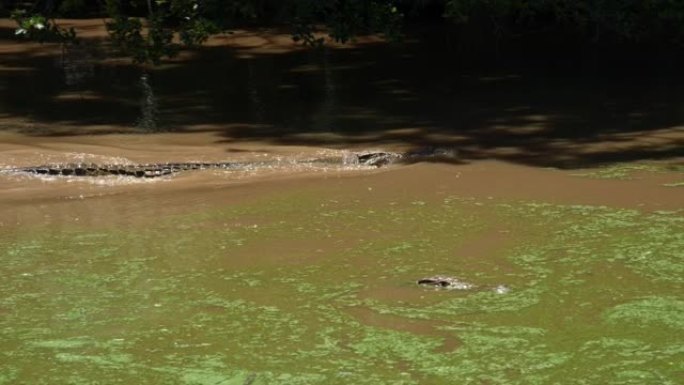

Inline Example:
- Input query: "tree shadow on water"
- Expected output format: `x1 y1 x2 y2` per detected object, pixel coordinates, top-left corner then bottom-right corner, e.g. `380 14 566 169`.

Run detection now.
0 23 682 169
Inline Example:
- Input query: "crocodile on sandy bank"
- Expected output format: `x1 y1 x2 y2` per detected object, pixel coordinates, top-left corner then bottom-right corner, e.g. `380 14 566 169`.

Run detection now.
4 147 458 178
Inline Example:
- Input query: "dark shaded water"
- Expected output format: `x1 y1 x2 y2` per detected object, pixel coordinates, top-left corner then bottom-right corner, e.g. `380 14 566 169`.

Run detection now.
1 20 682 168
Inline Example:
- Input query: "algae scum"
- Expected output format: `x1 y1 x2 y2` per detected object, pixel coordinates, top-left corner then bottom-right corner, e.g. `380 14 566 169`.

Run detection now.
1 191 683 384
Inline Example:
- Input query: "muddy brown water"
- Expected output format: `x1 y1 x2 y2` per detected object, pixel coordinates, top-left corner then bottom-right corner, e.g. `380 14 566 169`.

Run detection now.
1 19 684 385
2 135 682 229
3 132 681 382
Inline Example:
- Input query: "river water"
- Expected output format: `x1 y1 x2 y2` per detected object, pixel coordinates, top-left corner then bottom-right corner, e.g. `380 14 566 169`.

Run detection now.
0 19 683 385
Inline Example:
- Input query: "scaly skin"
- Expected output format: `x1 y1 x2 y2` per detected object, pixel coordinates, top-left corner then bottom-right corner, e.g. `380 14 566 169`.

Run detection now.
4 148 457 178
10 162 245 178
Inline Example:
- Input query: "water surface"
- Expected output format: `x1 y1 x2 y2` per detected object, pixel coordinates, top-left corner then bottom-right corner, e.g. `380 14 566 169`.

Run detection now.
1 160 683 384
0 18 683 385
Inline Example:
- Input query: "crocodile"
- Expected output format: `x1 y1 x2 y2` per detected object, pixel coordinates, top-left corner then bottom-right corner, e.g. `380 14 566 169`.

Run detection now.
417 276 476 290
353 146 458 167
8 162 249 178
4 147 458 178
418 275 510 294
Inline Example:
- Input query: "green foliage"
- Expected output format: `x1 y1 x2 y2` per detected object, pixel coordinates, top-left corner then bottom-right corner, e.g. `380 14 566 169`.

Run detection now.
9 1 684 64
288 0 402 46
11 10 77 44
103 0 219 64
444 0 684 44
106 15 177 64
10 0 403 64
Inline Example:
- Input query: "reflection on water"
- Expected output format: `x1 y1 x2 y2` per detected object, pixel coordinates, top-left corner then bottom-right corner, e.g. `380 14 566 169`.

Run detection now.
246 58 265 122
136 73 159 132
61 42 95 87
314 47 336 133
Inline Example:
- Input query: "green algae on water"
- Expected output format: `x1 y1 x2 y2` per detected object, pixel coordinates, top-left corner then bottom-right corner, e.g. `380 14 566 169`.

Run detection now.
572 162 684 180
604 297 684 329
1 192 683 384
